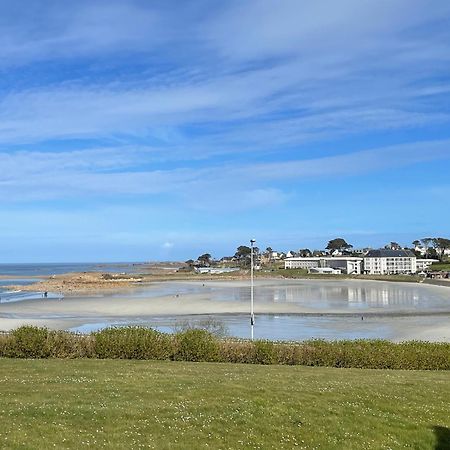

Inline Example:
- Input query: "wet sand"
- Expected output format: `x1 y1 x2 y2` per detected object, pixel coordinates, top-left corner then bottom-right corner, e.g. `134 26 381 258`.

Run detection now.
1 279 449 341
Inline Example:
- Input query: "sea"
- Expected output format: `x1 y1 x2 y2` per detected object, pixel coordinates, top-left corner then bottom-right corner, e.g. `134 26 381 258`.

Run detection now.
0 262 143 303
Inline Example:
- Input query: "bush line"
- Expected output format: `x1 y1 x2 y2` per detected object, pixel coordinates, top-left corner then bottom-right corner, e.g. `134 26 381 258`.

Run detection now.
0 326 449 370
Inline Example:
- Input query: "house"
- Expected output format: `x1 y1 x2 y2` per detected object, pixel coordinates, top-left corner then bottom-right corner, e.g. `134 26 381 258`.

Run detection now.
415 245 450 257
364 249 416 275
284 256 363 274
195 267 240 274
309 267 342 274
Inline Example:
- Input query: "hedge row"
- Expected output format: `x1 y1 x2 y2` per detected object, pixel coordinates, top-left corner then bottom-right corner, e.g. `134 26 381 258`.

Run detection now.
0 326 449 370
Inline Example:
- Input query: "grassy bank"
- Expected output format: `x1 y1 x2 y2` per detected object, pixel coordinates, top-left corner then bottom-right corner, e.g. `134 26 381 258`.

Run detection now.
0 359 449 449
431 262 450 271
268 268 423 283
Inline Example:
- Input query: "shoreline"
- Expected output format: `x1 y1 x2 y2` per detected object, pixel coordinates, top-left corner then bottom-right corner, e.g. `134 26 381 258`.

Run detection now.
1 276 449 341
3 269 449 296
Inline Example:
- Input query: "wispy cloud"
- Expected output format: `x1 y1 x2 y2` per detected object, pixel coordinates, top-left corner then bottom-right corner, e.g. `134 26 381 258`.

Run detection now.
0 1 449 259
1 139 448 204
0 1 449 150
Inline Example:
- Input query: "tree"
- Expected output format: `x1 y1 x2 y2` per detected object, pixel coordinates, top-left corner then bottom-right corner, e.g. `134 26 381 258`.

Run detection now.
428 247 439 260
420 238 434 258
265 247 273 261
235 246 251 259
385 242 401 250
298 248 312 257
197 253 212 266
326 238 352 252
412 240 421 248
432 238 450 261
234 245 252 267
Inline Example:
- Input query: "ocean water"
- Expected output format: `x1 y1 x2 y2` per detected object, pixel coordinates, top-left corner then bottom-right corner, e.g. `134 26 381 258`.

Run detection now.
0 262 143 277
0 262 142 303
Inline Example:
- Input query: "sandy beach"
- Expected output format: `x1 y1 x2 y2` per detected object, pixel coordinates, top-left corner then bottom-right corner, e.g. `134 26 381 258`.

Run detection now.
1 278 449 341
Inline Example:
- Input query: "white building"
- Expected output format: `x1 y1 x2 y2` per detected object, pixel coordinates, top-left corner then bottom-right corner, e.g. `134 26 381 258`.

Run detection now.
284 256 363 274
195 267 240 274
416 259 439 271
364 249 416 275
309 267 342 274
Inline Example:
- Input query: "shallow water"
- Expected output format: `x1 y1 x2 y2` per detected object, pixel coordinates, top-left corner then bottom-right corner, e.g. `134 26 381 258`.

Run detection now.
69 313 448 342
0 290 62 303
2 278 450 341
100 279 450 312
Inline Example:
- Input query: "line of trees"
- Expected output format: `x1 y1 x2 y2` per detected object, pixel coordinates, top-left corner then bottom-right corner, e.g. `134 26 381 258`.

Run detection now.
186 236 450 270
412 238 450 261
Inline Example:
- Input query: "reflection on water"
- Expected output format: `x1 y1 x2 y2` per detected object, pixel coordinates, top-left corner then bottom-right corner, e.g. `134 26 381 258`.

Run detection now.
141 280 450 311
0 291 62 303
0 278 60 303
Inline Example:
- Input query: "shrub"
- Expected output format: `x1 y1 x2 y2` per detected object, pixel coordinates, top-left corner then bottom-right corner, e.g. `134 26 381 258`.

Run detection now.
0 332 10 356
173 329 219 362
253 340 277 365
93 327 171 360
7 326 50 358
46 331 95 358
219 340 255 364
1 326 450 370
173 317 229 338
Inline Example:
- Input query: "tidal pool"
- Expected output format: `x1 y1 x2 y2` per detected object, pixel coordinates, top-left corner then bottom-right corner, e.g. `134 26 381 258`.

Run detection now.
101 279 450 313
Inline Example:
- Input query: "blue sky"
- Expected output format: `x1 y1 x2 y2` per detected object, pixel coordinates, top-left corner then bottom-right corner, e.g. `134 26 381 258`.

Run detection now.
1 0 450 262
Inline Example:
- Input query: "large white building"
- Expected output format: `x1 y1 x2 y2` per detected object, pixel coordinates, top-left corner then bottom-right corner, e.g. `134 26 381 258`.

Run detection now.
284 256 363 274
285 250 438 276
363 249 416 275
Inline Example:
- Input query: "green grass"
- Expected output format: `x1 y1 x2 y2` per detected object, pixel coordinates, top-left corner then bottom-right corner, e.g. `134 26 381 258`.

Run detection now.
1 360 449 449
431 262 450 271
266 268 422 283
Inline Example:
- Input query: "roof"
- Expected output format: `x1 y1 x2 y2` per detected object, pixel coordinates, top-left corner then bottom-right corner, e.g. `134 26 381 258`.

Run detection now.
284 256 363 261
365 249 415 258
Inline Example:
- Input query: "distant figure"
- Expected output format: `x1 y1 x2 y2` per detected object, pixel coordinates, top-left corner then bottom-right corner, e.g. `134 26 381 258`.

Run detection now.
44 291 48 298
361 316 364 321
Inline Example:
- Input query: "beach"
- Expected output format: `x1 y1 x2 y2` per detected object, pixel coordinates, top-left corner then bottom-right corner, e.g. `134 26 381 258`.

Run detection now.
1 278 449 341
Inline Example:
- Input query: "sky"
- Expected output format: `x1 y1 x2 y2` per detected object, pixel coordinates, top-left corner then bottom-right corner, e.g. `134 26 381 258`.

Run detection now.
1 0 450 262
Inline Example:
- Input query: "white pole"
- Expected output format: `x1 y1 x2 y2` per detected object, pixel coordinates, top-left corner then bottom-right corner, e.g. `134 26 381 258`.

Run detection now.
250 239 255 340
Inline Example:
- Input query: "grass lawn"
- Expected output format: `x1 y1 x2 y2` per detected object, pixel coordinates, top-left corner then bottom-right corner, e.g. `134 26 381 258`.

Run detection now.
266 268 422 283
0 360 449 449
431 263 450 271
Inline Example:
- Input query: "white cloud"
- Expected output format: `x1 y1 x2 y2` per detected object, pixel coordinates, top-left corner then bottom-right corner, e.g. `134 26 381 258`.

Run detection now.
0 1 449 150
0 139 448 203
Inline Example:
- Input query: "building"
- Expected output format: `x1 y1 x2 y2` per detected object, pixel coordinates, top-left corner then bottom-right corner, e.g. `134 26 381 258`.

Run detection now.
309 267 342 274
416 259 439 271
364 249 416 275
195 267 240 274
414 244 450 257
284 256 363 274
